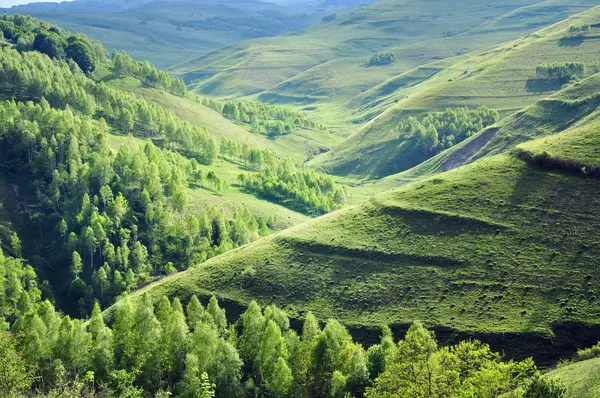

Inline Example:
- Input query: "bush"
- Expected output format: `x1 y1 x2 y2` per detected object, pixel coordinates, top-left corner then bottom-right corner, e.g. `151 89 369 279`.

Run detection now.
523 375 566 398
577 342 600 361
536 62 585 80
569 24 591 33
367 52 396 66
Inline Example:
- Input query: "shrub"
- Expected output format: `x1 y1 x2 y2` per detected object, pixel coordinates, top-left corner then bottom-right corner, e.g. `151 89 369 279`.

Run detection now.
366 52 396 66
523 375 566 398
577 342 600 361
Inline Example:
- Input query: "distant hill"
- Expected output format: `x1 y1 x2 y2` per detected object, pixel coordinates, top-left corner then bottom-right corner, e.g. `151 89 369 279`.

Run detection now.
2 0 328 67
171 0 597 125
309 4 600 179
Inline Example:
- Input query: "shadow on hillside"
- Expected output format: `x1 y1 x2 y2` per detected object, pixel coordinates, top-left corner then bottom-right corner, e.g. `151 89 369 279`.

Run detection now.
558 35 585 47
525 78 563 93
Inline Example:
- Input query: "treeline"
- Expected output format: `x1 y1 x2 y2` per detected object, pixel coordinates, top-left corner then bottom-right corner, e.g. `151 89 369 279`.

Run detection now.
366 52 396 66
514 148 600 177
397 106 500 154
111 50 187 97
201 98 326 136
536 62 585 80
0 249 541 397
0 100 268 312
0 46 217 164
0 14 105 75
238 158 347 215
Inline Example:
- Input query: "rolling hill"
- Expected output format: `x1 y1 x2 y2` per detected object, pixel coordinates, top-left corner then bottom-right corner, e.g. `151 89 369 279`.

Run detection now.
109 95 600 364
3 0 328 68
171 0 597 125
310 4 600 179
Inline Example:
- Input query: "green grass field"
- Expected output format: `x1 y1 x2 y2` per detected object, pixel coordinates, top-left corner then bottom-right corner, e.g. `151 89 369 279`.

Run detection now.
310 4 600 179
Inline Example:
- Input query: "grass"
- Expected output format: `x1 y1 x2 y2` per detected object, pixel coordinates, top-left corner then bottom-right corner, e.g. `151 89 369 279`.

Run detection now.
309 4 600 179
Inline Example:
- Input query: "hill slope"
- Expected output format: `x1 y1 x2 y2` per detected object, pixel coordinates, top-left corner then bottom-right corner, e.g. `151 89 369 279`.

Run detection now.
310 4 600 179
112 118 600 363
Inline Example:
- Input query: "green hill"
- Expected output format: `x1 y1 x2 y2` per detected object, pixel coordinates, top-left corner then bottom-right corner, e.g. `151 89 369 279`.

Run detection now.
309 4 600 179
110 113 600 364
172 0 597 124
3 0 326 68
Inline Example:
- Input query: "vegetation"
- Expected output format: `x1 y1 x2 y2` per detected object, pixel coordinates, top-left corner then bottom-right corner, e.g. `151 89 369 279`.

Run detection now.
238 158 347 215
112 50 187 97
569 24 591 33
0 14 105 75
201 98 326 137
536 62 586 80
366 52 396 67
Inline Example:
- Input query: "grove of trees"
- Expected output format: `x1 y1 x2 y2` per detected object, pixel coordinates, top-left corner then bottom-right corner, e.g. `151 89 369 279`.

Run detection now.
396 106 500 155
536 62 586 80
366 52 396 67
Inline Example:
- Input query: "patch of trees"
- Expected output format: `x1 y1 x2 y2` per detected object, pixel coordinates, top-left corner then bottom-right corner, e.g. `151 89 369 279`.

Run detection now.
514 148 600 177
397 106 500 155
0 248 541 397
219 137 278 170
111 50 187 97
238 158 347 215
0 14 105 74
0 46 216 164
569 24 591 33
536 62 585 80
0 100 268 312
366 52 396 66
201 98 326 136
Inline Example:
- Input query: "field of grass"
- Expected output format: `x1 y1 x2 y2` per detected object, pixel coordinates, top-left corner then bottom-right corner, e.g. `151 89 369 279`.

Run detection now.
4 0 325 68
310 5 600 179
172 0 597 126
107 123 600 364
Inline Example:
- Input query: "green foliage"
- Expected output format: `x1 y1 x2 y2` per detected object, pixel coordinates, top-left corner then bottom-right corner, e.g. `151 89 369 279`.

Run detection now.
205 98 326 136
397 106 499 154
366 52 396 66
536 62 585 80
0 14 105 74
365 322 536 397
577 342 600 361
238 157 347 215
0 99 266 310
112 50 187 97
523 375 567 398
568 24 591 33
0 46 216 164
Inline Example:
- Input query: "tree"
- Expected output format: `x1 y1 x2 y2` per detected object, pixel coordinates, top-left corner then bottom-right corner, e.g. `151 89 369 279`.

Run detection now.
523 375 566 398
66 38 95 74
267 357 292 397
71 251 83 277
0 329 34 396
186 295 205 330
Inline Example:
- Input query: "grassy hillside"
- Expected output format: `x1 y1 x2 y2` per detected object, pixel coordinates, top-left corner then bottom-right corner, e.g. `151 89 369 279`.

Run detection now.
536 357 600 398
4 0 325 68
103 73 343 161
110 119 600 363
358 71 600 196
310 5 600 179
172 0 596 124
